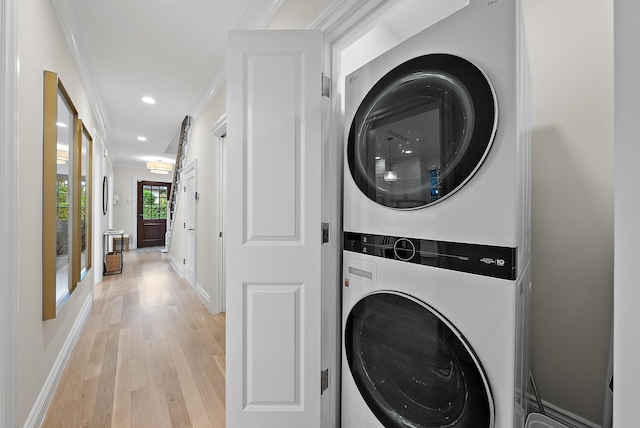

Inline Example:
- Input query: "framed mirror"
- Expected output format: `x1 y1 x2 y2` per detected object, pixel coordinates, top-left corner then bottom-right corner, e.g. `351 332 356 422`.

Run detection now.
76 122 93 283
103 176 108 215
43 70 80 320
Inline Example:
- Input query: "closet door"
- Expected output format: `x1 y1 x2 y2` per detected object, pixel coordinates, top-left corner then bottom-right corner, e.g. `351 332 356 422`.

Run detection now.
226 30 323 428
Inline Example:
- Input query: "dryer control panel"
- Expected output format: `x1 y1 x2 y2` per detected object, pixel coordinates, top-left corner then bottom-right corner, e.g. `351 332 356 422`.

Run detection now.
344 231 517 280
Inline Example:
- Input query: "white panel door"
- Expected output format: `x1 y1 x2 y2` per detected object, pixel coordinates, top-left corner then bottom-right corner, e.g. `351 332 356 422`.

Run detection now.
184 161 196 288
226 30 322 428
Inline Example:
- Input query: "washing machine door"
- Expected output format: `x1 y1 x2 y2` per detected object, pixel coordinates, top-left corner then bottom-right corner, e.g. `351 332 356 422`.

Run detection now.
347 54 497 209
345 292 494 428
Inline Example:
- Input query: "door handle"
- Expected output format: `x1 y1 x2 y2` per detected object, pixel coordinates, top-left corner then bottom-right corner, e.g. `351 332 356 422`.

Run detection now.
188 227 195 231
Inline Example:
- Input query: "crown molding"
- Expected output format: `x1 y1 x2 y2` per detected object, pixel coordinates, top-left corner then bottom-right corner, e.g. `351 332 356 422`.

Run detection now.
187 0 288 120
49 0 110 148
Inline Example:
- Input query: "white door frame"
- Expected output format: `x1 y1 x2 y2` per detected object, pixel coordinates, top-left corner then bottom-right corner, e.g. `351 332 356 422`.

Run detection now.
211 115 226 314
92 137 104 285
0 0 18 425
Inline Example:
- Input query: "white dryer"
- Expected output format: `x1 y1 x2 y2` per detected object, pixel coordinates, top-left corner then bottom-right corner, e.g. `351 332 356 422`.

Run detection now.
343 0 531 259
341 0 531 427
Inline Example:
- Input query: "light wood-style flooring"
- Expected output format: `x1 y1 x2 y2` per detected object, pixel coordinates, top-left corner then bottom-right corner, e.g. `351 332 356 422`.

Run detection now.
42 249 226 428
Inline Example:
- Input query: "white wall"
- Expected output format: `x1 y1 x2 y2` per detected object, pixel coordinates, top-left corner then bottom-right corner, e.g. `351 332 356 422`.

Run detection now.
170 0 335 313
111 165 171 249
16 0 102 424
0 0 18 426
613 0 640 425
523 0 613 424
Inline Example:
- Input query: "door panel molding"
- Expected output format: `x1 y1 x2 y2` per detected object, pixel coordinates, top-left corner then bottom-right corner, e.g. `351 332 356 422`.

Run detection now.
227 29 323 428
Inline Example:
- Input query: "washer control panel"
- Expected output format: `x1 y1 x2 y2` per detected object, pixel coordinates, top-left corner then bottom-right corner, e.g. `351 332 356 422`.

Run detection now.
344 231 517 280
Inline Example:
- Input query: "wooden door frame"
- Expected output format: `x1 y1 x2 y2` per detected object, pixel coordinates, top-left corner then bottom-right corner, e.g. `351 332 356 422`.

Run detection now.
136 180 172 248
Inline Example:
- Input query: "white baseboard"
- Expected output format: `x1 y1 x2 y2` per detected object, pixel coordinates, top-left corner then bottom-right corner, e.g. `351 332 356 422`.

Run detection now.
168 254 184 276
195 283 211 309
23 292 93 428
529 398 601 428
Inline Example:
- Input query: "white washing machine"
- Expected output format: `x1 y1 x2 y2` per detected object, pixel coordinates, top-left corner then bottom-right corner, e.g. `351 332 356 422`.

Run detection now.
341 0 531 427
342 250 530 428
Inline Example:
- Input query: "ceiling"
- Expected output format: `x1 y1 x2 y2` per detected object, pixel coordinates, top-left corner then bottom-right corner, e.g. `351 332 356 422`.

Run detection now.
52 0 302 170
51 0 469 171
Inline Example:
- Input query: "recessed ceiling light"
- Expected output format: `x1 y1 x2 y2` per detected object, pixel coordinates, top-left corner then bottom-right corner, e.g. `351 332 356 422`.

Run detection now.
142 96 156 104
56 122 67 128
137 136 147 141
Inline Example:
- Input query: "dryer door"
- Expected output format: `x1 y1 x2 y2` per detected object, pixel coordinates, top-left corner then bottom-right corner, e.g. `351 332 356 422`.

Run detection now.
345 292 494 428
347 54 497 209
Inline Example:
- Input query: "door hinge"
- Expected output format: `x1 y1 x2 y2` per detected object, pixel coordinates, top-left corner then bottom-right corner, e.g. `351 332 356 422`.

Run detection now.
322 73 331 98
321 369 329 394
184 186 186 192
183 222 186 228
219 231 223 238
195 191 199 200
322 222 329 244
183 259 185 264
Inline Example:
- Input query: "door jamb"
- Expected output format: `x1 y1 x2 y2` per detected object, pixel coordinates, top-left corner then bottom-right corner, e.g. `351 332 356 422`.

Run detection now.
211 115 227 314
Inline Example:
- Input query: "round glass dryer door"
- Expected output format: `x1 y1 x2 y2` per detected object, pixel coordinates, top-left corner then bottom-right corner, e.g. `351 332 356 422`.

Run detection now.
345 292 494 428
347 54 497 209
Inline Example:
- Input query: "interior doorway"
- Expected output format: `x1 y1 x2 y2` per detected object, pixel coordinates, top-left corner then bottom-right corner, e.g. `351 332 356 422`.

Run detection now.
136 180 171 248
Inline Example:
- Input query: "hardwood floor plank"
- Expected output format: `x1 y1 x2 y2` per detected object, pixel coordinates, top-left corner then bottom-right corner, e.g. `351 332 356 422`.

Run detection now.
144 338 173 428
168 338 211 427
130 314 147 392
131 386 152 427
90 325 120 427
42 250 226 428
163 367 193 428
112 324 132 427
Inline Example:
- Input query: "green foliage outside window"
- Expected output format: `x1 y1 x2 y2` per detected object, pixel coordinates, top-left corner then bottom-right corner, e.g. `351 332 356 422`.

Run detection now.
143 186 168 219
57 179 69 220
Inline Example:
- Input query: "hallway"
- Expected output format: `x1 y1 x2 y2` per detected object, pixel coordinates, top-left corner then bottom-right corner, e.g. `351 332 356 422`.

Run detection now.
42 249 226 427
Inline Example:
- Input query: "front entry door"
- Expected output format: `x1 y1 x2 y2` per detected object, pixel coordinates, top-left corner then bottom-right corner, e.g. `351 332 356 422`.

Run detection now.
137 180 171 248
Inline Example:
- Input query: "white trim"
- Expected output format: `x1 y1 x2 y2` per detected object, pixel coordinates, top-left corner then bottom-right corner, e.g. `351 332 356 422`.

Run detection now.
195 283 211 307
211 116 227 314
168 253 184 277
130 174 171 249
93 138 105 285
210 113 227 137
23 292 93 428
186 0 287 120
0 0 18 425
49 0 110 145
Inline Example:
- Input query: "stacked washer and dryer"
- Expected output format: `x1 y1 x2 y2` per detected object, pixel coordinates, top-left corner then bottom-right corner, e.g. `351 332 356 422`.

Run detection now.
341 1 531 428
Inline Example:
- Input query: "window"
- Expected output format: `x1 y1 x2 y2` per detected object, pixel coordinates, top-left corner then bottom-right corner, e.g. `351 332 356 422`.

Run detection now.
142 185 169 219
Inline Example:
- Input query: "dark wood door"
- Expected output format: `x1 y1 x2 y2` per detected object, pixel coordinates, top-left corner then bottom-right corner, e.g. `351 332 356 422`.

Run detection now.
137 180 171 248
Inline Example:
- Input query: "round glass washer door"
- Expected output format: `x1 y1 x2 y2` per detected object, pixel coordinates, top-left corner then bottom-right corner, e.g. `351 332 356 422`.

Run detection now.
347 54 497 209
345 292 494 428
